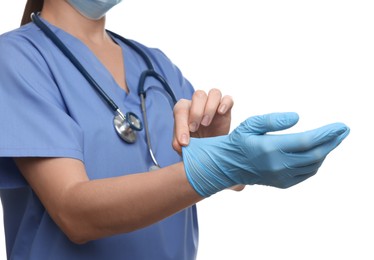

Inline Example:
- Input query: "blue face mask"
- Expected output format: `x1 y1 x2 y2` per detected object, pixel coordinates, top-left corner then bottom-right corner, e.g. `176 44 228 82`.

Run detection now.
67 0 123 20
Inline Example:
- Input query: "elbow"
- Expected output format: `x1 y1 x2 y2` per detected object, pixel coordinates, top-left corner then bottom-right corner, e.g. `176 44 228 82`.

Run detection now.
55 210 95 245
66 233 90 245
60 223 91 245
58 216 134 245
61 221 93 245
69 236 91 245
54 207 134 244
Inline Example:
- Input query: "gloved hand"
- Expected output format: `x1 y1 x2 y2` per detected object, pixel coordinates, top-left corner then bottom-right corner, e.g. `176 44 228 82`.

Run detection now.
182 112 350 197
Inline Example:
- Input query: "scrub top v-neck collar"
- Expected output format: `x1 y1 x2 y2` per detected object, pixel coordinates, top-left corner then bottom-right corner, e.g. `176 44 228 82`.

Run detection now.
35 16 145 102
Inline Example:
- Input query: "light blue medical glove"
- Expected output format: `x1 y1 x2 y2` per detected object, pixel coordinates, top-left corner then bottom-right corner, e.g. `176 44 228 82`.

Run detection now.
182 112 350 197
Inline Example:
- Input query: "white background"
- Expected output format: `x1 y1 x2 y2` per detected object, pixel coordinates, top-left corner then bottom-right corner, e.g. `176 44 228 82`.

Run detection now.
1 1 373 259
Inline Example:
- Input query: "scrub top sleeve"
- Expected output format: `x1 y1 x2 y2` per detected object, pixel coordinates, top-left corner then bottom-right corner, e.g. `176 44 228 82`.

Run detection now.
0 36 84 188
172 64 195 100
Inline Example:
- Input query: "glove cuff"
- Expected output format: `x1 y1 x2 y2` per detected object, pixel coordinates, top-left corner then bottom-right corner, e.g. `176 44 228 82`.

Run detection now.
182 137 234 197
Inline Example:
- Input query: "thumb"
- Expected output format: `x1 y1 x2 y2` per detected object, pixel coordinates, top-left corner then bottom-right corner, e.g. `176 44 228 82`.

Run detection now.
236 112 300 135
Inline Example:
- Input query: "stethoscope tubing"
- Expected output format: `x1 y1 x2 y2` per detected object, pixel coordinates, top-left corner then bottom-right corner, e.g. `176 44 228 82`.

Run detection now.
31 13 120 113
31 13 178 169
107 31 177 104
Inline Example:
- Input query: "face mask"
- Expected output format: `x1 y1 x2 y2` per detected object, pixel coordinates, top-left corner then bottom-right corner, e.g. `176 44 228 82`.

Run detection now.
67 0 122 20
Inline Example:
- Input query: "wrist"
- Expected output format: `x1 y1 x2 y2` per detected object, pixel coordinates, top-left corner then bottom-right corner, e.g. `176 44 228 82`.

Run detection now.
182 137 234 197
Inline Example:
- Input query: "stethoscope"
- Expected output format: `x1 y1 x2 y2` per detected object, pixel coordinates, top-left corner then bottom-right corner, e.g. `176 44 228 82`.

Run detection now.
31 13 177 169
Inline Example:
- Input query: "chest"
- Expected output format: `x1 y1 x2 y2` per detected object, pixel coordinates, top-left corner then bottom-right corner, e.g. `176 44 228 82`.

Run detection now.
85 42 128 92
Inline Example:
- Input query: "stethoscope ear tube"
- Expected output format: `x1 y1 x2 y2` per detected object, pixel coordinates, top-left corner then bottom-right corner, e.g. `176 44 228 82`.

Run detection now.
31 13 144 144
109 30 177 104
31 12 177 169
138 70 177 104
31 13 119 113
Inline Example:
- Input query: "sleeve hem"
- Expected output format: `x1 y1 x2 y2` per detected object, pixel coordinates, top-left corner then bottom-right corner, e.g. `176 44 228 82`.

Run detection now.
0 148 84 162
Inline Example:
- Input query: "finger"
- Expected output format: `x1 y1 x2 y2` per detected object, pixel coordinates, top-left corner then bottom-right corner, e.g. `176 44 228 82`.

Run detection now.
276 125 349 171
237 112 299 135
200 88 222 126
188 90 208 132
278 170 318 189
261 159 321 188
278 123 349 153
294 127 349 164
227 184 246 192
172 99 191 153
283 156 324 176
218 94 234 115
277 131 348 188
255 143 325 179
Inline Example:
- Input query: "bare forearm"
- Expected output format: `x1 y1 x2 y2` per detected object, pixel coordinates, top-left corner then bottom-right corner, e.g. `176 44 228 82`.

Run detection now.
53 162 202 243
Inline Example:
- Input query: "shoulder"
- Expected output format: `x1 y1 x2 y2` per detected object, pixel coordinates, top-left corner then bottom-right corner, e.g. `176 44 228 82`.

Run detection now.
116 36 174 69
0 23 51 71
0 22 62 80
0 23 42 52
0 23 65 106
130 39 195 98
118 37 194 91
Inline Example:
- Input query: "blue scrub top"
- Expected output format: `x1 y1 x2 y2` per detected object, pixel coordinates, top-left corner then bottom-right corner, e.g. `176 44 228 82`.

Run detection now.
0 19 198 260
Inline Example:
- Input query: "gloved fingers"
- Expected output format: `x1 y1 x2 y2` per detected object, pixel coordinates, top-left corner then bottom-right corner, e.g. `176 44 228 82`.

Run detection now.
236 112 299 135
285 158 324 177
260 168 319 189
302 127 350 160
281 134 344 170
280 126 348 171
285 150 326 170
280 170 318 189
278 123 350 153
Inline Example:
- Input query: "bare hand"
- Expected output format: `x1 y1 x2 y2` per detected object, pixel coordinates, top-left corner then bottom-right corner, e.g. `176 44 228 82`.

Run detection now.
172 88 233 154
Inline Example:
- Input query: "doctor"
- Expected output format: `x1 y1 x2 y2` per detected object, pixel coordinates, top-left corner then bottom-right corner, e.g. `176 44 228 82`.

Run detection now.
0 0 349 260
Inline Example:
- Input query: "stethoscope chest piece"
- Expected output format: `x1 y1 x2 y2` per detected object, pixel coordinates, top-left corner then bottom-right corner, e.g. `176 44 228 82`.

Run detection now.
114 111 143 143
30 12 177 169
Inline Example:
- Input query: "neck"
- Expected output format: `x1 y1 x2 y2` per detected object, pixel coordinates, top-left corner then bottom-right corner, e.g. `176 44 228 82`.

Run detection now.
40 1 110 45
